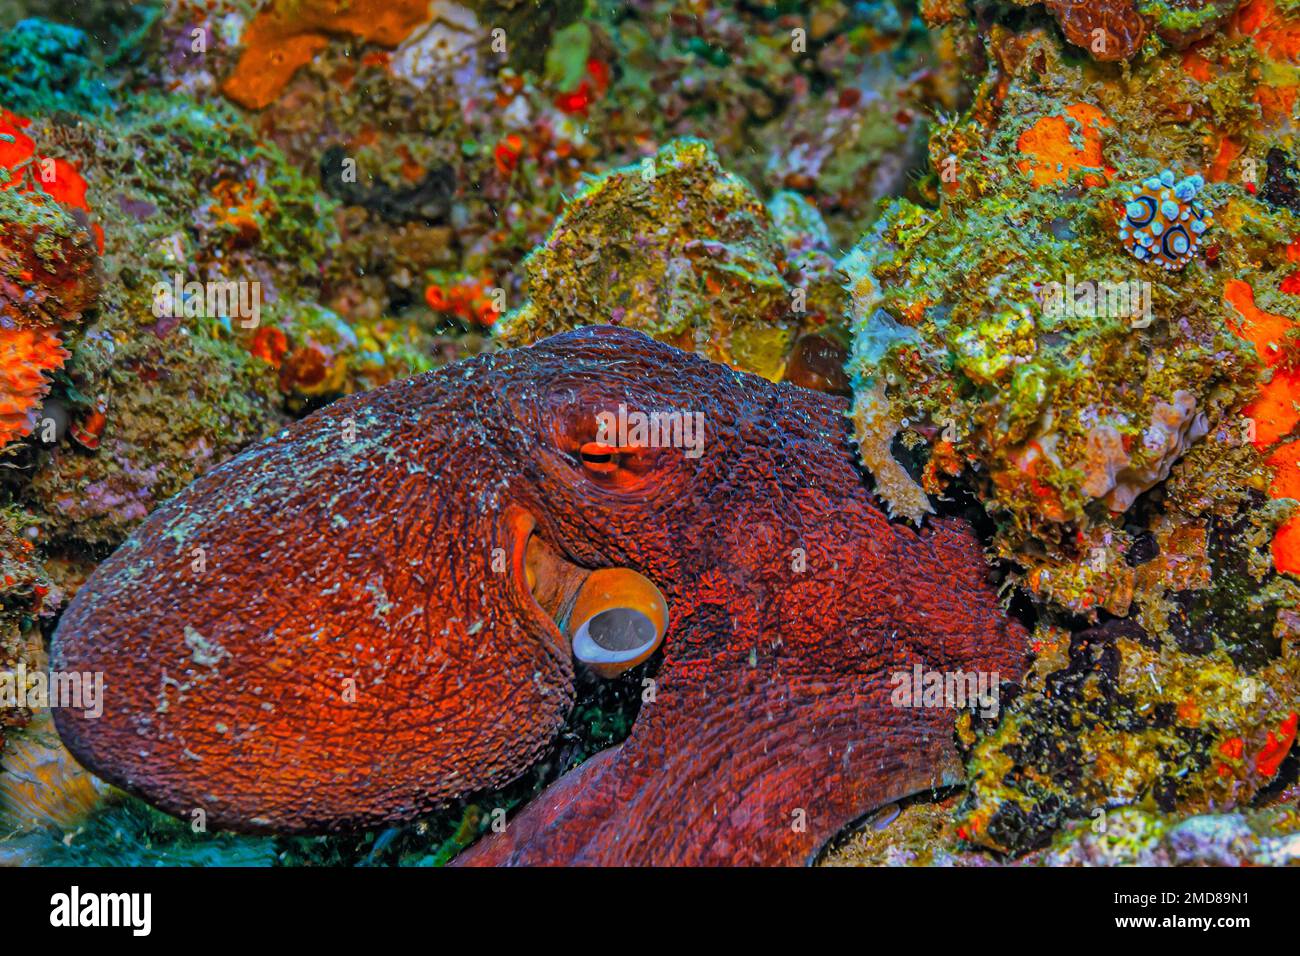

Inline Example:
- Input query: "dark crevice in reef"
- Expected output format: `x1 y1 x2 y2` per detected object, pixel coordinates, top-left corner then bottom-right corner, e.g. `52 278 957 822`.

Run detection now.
1167 503 1282 670
920 457 1041 636
319 145 456 226
1125 528 1160 567
1261 147 1300 216
967 602 1251 853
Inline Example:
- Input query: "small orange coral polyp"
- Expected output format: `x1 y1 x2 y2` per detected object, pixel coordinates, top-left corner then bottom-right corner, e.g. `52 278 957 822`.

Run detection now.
494 134 525 176
250 327 289 368
425 276 501 327
210 178 268 247
1256 711 1299 776
1016 104 1112 188
0 327 69 447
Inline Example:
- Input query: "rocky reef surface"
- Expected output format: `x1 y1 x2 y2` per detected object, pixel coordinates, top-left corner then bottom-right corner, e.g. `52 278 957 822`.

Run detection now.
0 0 1295 865
840 0 1300 856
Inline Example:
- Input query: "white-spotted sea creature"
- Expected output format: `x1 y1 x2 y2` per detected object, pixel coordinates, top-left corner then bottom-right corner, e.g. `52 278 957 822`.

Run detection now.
1119 169 1212 271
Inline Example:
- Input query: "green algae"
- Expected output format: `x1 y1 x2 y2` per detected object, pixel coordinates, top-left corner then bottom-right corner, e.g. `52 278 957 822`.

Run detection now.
498 138 845 380
0 19 111 117
5 797 279 867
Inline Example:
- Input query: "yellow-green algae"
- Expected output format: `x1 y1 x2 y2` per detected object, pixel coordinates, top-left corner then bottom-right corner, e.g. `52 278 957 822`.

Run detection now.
840 13 1300 855
497 138 846 381
842 27 1288 541
822 798 1300 864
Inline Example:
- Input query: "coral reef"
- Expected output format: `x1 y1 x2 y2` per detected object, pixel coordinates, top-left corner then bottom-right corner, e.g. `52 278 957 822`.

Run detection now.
0 114 103 451
840 0 1300 855
182 0 943 356
0 0 1293 868
842 29 1273 538
497 139 845 381
0 3 952 835
958 605 1300 852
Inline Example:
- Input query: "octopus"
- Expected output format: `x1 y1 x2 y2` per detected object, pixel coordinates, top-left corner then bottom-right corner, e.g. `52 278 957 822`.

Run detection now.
51 327 1026 866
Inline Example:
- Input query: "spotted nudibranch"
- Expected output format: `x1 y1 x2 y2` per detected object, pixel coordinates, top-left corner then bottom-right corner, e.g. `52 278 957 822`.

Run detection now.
1119 169 1212 271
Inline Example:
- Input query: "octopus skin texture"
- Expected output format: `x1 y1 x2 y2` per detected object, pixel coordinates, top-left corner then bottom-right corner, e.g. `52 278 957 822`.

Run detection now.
51 326 1027 865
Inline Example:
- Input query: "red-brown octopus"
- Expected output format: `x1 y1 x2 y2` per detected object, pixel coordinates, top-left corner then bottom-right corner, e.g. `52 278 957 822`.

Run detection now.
52 327 1026 865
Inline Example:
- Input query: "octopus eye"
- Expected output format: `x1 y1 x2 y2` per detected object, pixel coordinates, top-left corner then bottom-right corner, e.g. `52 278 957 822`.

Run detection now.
579 441 620 475
568 568 669 678
577 441 657 486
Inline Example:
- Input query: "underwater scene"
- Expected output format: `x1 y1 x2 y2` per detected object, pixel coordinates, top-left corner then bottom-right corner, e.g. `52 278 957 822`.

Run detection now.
0 0 1298 876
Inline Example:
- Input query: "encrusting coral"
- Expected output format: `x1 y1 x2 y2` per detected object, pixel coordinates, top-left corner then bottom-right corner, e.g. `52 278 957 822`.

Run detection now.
839 1 1300 854
221 0 437 110
0 115 101 450
497 138 846 383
